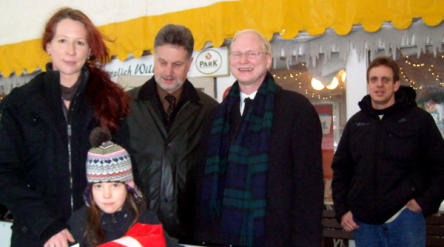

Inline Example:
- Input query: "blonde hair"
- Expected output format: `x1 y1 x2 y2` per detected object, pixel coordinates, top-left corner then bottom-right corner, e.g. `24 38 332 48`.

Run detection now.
231 29 272 55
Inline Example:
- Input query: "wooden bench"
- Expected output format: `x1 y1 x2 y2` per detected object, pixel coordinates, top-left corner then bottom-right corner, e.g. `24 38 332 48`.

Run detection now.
322 208 444 247
426 214 444 246
322 209 353 247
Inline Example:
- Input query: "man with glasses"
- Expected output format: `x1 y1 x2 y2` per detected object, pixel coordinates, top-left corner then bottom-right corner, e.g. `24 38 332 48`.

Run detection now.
195 29 324 247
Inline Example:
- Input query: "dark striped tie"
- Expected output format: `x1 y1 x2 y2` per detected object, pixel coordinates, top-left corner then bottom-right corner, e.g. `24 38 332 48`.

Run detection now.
165 94 176 118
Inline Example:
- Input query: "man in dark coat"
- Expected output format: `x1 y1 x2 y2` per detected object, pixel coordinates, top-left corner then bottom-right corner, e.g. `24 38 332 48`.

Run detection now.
114 24 218 242
332 56 444 246
195 29 324 247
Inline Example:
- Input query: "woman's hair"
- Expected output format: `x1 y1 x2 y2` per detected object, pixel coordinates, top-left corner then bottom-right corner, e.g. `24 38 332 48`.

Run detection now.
42 8 129 133
84 183 145 246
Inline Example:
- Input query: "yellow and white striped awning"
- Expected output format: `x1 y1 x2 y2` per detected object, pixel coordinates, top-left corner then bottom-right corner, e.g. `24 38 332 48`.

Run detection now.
1 0 443 77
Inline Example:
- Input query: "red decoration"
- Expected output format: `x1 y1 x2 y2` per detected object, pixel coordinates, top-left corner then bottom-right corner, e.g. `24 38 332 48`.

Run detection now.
98 223 166 247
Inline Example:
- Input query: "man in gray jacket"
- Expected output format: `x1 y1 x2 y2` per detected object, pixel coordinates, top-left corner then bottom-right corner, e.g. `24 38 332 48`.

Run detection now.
114 24 218 242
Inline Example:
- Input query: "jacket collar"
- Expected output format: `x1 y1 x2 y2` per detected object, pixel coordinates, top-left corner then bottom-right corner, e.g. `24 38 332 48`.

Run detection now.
358 86 416 117
42 64 91 124
137 76 201 104
101 207 130 223
44 63 90 97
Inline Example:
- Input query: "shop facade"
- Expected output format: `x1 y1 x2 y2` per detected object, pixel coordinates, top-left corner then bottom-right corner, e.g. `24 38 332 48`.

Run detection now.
0 1 443 246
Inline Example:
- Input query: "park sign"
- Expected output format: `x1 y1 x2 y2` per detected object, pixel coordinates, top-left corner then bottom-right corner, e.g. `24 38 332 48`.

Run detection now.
105 47 229 81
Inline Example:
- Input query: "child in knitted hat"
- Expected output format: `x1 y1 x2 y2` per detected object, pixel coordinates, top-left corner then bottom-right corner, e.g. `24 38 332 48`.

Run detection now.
68 127 176 247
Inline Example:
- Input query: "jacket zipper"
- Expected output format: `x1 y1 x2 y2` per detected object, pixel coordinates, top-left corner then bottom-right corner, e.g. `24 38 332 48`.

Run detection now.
160 101 191 206
64 99 76 212
62 70 87 212
374 117 383 219
67 123 73 211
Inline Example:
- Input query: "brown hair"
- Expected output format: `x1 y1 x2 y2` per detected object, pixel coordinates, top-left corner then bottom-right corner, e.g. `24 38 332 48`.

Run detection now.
84 184 145 246
367 56 400 83
154 24 194 58
42 8 129 132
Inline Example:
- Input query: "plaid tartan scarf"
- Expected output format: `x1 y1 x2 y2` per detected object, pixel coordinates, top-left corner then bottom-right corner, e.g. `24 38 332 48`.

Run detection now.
201 73 277 246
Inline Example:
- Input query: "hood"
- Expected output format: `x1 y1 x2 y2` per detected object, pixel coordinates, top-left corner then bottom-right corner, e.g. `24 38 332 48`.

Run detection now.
396 85 417 105
358 85 417 115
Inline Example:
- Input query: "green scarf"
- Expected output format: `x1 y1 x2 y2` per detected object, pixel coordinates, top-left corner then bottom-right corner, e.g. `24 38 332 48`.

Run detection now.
201 73 278 246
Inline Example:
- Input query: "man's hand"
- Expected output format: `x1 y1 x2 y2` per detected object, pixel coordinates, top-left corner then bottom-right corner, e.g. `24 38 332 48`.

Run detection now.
340 211 359 232
406 199 422 213
43 228 74 247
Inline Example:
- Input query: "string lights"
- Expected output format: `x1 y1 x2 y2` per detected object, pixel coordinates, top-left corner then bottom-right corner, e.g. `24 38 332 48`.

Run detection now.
272 52 443 102
401 55 444 90
272 63 345 101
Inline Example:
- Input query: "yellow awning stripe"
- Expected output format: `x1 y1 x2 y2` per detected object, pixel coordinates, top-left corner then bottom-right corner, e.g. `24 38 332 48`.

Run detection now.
1 0 443 77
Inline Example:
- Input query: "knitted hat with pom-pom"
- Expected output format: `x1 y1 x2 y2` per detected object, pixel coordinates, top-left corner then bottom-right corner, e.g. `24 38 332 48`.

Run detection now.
86 127 133 183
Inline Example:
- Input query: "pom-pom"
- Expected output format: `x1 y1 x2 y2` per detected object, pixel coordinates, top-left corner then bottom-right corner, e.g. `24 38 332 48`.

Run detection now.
89 127 112 147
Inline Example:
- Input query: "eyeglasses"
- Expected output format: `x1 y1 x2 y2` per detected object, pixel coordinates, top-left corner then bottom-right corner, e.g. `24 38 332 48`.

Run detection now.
230 50 267 60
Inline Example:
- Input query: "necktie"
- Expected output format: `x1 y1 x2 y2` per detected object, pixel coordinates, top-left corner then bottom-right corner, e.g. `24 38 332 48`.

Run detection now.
243 98 253 116
164 94 176 117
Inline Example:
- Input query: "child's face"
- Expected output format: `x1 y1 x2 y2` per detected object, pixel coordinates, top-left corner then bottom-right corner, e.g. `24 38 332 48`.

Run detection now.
92 182 127 214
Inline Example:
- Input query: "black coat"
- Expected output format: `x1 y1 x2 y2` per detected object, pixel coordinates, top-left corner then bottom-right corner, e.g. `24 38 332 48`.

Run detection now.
68 205 177 246
332 87 444 224
114 78 218 241
195 81 324 247
0 70 96 246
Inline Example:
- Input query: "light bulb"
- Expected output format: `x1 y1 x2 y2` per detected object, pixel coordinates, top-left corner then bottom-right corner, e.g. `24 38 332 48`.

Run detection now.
311 77 325 90
340 70 347 82
326 77 339 90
